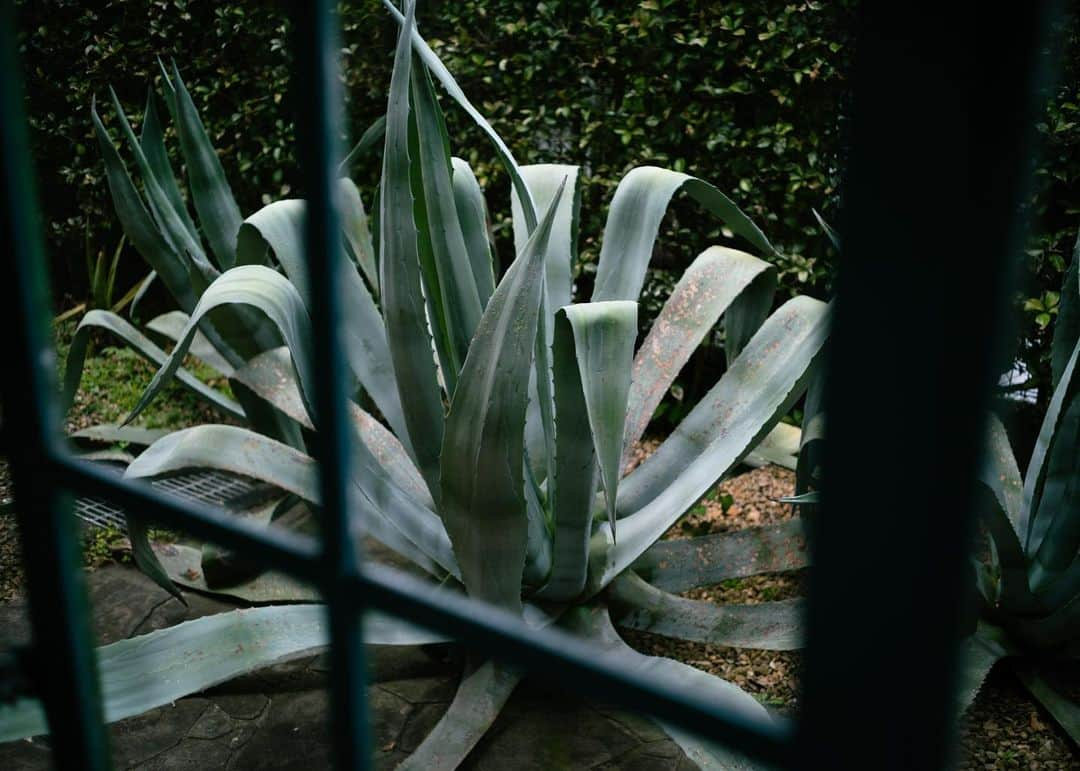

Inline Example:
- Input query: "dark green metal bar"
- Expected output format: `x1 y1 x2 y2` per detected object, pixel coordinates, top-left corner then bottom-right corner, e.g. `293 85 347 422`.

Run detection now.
349 562 795 768
289 2 372 768
796 3 1063 768
0 3 111 768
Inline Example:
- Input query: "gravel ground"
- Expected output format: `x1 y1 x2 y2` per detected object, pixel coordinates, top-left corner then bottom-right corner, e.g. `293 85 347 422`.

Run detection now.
621 441 1078 768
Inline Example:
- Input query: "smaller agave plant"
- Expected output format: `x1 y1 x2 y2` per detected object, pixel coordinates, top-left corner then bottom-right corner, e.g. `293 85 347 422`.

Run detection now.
4 2 830 767
961 240 1080 744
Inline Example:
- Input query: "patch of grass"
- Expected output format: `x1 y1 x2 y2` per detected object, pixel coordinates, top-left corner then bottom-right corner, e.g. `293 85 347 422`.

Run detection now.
81 525 130 568
53 319 233 431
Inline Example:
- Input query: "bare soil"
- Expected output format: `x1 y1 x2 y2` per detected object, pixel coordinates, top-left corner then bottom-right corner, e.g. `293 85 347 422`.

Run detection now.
623 439 1078 769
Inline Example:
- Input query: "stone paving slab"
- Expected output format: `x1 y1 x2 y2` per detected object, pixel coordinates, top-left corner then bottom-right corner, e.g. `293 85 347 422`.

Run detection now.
0 565 694 769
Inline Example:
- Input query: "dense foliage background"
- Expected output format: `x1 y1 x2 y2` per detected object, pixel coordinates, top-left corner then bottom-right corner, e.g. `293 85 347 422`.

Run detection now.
13 0 1079 408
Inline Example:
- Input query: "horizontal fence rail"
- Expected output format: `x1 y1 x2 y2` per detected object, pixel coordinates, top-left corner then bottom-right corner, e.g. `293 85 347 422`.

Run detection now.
0 1 1063 769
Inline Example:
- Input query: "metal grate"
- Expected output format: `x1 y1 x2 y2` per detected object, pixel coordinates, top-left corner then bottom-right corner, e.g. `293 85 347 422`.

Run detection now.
73 466 275 532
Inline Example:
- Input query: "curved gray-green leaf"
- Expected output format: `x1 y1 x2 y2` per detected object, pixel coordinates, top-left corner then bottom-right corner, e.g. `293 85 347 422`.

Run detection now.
744 423 802 471
234 199 410 449
451 156 496 306
62 309 243 420
127 424 455 579
380 0 446 499
954 623 1012 714
512 164 582 334
632 519 810 594
593 296 829 589
621 246 775 467
170 62 243 270
0 604 446 743
71 423 170 447
1029 374 1080 588
592 166 776 304
560 605 770 770
125 265 313 426
1050 234 1078 390
1022 337 1080 557
339 177 378 294
979 413 1024 533
563 301 637 539
608 573 804 651
229 347 431 509
440 180 565 613
145 309 235 377
397 660 521 771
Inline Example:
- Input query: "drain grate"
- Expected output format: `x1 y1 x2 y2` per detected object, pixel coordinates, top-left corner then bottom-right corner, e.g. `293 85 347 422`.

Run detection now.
74 467 276 532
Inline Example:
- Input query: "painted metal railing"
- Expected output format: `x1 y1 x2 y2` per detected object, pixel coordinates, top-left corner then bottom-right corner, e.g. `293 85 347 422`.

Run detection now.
0 2 1060 769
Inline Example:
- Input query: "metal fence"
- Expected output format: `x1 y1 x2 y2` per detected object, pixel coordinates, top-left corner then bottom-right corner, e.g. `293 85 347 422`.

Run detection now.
0 2 1061 769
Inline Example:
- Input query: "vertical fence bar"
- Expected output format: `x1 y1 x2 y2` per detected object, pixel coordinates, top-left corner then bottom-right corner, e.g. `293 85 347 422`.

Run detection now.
797 3 1062 768
0 3 112 768
290 2 371 769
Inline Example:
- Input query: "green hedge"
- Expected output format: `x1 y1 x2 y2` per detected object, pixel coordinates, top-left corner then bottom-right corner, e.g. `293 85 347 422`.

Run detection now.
14 0 1078 404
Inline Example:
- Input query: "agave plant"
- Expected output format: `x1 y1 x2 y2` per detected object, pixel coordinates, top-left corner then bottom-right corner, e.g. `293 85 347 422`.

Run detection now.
960 240 1080 744
6 2 830 766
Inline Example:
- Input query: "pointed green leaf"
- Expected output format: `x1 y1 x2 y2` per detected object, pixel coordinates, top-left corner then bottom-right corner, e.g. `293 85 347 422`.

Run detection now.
139 87 200 245
381 0 538 230
410 59 484 375
440 180 566 613
107 87 212 277
380 0 446 500
812 208 841 252
62 309 243 420
338 178 378 294
91 99 196 312
339 113 386 172
170 63 243 269
954 624 1011 714
608 573 805 650
128 270 157 321
621 247 774 467
592 166 776 303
